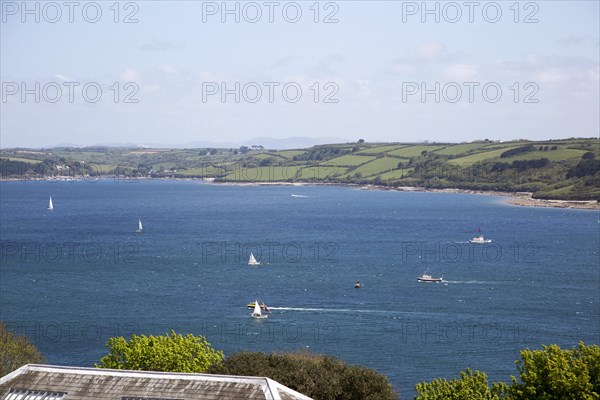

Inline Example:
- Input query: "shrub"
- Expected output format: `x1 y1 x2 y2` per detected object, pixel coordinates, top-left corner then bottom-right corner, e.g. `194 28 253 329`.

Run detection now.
0 322 45 377
96 330 223 373
209 351 398 400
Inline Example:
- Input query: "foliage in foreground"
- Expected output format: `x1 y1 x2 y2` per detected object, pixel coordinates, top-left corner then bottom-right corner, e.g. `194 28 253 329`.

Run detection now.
0 322 45 377
415 342 600 400
208 351 398 400
91 331 598 400
95 330 224 373
415 369 501 400
503 342 600 400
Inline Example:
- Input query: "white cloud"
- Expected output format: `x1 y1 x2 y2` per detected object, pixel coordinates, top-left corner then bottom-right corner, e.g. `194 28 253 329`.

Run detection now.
120 68 142 82
158 65 178 75
140 40 184 51
556 34 596 47
391 41 455 75
270 57 292 69
53 74 72 81
443 64 479 80
354 79 372 95
310 55 344 77
415 41 446 61
534 68 570 83
391 63 414 75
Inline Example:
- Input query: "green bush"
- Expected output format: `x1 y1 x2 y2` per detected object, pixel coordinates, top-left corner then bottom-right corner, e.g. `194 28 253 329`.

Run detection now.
415 369 501 400
208 351 398 400
505 343 600 400
0 322 45 377
96 330 223 373
415 343 600 400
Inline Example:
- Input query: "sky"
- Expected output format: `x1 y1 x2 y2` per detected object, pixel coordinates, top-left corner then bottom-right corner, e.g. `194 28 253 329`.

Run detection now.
1 1 599 148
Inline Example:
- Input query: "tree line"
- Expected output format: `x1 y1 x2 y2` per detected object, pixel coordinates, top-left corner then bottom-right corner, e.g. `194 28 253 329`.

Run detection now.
2 323 599 399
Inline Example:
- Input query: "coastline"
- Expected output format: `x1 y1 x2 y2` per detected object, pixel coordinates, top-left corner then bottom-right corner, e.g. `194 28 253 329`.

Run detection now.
362 186 600 210
2 176 598 210
209 181 600 210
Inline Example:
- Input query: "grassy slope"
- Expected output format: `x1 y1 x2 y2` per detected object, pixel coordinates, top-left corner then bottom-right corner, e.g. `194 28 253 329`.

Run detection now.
5 157 42 164
323 155 376 166
339 157 402 178
501 148 587 162
276 150 308 159
388 145 446 157
2 139 598 200
356 144 407 154
434 143 489 156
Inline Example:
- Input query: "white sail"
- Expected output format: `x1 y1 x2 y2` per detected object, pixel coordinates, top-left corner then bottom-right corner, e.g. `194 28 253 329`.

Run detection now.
253 300 262 317
138 219 143 231
248 252 260 265
48 196 54 210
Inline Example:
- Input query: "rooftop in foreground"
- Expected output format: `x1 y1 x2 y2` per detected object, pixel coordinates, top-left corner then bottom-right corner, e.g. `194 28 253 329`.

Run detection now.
0 364 313 400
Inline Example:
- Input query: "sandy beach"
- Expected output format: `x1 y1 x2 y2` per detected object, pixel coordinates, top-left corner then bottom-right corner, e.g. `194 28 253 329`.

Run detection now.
210 181 600 210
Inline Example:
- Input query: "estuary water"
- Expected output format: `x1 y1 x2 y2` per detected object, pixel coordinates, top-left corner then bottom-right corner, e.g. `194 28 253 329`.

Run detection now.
1 180 598 397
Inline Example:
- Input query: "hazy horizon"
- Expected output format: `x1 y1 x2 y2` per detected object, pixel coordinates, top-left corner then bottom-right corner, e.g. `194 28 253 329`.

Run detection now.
5 136 600 151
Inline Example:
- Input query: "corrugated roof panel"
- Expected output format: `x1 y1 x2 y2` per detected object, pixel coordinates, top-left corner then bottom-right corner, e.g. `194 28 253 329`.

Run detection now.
0 365 313 400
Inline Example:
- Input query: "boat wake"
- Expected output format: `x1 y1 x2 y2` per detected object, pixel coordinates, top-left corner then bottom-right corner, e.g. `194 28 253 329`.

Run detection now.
291 194 309 198
443 280 495 285
270 307 388 314
268 307 444 318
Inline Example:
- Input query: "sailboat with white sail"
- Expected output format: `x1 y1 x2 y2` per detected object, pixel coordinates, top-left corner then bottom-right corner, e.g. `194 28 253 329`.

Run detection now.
248 252 260 266
47 196 54 211
135 219 143 233
251 299 268 319
247 300 271 313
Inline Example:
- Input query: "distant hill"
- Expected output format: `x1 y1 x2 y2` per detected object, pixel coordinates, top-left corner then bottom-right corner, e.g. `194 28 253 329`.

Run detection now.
46 136 349 150
1 138 599 201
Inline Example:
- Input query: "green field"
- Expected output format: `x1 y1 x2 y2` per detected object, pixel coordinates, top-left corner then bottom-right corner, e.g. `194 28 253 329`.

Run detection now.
299 165 347 180
448 146 589 165
501 148 588 162
275 150 307 159
434 143 489 156
323 154 375 166
5 157 42 164
176 165 227 177
356 144 406 155
388 145 446 158
348 157 402 177
152 162 178 171
376 168 413 180
251 153 285 160
448 147 519 165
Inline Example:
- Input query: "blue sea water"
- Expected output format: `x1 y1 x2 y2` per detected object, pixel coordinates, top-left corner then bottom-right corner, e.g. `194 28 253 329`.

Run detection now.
1 180 599 397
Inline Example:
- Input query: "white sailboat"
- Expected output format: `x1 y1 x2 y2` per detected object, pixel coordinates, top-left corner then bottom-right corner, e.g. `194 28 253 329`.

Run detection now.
248 252 260 266
251 299 268 319
246 300 271 313
135 219 143 233
47 196 54 211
